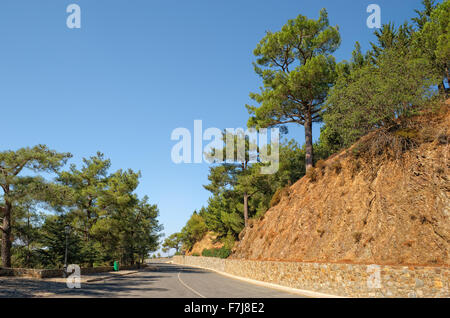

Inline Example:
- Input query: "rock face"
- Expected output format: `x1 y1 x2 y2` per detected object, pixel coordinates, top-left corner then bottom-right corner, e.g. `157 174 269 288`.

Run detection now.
233 105 450 266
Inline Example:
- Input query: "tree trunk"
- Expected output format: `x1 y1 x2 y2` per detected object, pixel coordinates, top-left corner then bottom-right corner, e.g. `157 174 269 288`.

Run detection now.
1 202 12 268
439 82 445 95
445 66 449 88
26 214 30 267
243 192 249 227
304 115 314 170
444 68 449 97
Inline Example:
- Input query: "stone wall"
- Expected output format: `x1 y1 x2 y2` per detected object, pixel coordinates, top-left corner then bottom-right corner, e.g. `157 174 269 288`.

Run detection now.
0 268 63 278
172 256 450 298
0 263 144 279
173 255 226 272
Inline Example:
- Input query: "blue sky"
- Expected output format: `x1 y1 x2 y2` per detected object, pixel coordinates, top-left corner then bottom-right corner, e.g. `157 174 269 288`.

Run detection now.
0 0 427 240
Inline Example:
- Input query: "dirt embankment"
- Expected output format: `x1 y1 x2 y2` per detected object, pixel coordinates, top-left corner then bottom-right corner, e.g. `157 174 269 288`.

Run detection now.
186 232 224 256
232 103 450 266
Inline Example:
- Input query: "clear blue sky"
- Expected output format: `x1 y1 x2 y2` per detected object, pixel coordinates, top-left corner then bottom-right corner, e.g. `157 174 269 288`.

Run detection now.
0 0 427 239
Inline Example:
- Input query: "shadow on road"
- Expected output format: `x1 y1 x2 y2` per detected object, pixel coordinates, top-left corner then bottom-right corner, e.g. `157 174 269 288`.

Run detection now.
0 263 211 298
0 268 169 298
148 263 209 274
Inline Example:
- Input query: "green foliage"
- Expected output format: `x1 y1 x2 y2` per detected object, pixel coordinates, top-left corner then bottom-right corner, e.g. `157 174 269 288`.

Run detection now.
0 145 72 267
269 186 289 208
324 45 440 148
201 247 231 259
416 0 450 90
412 0 439 30
1 146 162 269
369 22 414 62
162 233 183 253
180 212 207 251
10 203 44 268
37 214 83 269
57 152 110 242
179 138 322 251
321 1 447 153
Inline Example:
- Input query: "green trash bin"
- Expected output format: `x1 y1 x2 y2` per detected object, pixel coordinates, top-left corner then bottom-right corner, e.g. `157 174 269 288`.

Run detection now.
114 261 119 271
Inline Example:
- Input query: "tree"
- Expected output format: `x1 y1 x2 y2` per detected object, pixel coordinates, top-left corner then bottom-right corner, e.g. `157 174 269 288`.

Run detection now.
38 214 83 269
97 168 140 265
412 0 439 30
162 233 183 254
324 45 440 148
235 162 273 221
206 131 259 228
132 196 162 264
370 23 397 60
11 203 43 268
246 9 340 170
416 0 449 93
201 139 308 239
180 212 207 251
162 247 169 257
369 21 414 64
57 157 163 266
58 152 110 244
0 145 71 267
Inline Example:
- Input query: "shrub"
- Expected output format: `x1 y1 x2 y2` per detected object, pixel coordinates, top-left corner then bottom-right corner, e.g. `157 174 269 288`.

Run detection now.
269 186 290 207
352 232 362 243
306 167 318 182
350 160 362 177
437 134 448 144
315 159 327 175
201 247 231 259
329 160 342 174
394 128 419 140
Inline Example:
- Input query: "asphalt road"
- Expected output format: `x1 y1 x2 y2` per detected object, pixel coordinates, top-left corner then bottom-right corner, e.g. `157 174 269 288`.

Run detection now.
0 262 304 298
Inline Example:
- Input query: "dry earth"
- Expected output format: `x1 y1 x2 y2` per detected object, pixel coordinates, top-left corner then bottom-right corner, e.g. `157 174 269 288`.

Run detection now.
233 102 450 266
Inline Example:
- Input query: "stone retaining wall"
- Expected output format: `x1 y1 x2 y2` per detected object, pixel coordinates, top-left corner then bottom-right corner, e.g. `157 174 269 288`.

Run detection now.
0 268 62 278
0 263 144 279
172 256 450 298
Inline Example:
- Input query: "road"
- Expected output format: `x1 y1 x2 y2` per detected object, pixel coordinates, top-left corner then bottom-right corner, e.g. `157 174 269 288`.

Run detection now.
0 262 304 298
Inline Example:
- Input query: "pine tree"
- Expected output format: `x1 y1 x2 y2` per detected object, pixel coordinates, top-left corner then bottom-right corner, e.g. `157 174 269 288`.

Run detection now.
246 9 340 170
0 145 71 267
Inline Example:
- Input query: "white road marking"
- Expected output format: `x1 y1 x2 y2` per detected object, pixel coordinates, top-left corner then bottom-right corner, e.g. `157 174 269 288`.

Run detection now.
172 262 341 298
177 271 206 298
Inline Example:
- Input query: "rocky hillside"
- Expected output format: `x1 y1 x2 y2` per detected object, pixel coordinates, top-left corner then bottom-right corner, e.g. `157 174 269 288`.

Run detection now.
232 102 450 266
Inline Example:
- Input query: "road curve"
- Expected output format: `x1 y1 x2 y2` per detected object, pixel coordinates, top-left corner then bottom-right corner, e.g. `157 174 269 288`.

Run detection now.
0 262 305 298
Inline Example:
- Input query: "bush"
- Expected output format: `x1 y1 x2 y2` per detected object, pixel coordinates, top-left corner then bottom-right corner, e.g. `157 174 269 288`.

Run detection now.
306 167 318 182
201 247 231 259
269 186 290 207
329 160 342 174
353 232 362 243
315 159 327 175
